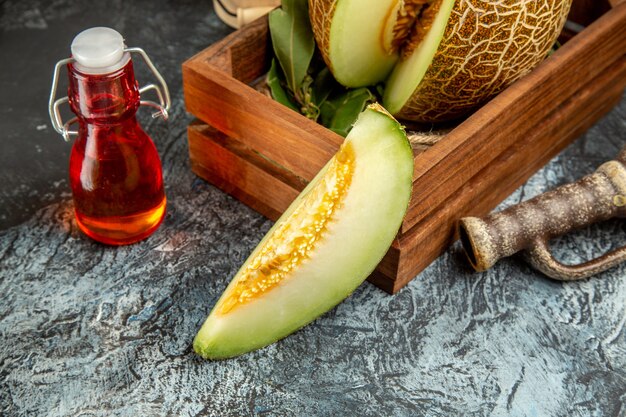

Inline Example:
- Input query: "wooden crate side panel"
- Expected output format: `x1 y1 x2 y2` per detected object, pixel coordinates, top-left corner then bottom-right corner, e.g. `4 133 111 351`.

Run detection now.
182 16 343 182
183 15 269 79
228 18 272 83
188 124 304 221
392 59 626 292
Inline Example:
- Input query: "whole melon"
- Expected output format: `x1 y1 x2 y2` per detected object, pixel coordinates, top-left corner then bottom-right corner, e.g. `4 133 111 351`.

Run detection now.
310 0 573 122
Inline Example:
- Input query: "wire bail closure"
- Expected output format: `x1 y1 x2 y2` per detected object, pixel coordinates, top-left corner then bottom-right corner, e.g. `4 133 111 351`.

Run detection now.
48 47 171 142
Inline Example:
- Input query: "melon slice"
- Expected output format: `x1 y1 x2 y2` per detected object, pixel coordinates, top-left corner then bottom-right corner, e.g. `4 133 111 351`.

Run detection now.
193 104 413 359
383 0 454 115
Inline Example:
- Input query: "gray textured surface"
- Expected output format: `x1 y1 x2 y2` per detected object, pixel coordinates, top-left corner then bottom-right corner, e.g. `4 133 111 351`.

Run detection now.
1 1 625 416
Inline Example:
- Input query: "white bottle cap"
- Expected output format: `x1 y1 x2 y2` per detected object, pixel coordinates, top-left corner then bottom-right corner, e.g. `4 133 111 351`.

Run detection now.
71 27 130 74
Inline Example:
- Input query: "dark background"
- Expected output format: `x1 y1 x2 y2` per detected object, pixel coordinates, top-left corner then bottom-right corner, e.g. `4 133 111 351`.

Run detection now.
1 1 625 416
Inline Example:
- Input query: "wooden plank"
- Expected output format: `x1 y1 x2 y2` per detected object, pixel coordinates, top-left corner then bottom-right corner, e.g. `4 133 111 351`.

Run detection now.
188 123 306 221
389 57 626 292
401 3 626 234
183 15 269 82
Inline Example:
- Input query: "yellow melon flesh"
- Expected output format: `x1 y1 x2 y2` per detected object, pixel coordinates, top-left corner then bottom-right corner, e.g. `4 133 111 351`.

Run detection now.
219 142 356 315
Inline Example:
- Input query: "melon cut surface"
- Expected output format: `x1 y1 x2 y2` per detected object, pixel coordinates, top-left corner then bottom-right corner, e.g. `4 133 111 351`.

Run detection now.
193 104 413 359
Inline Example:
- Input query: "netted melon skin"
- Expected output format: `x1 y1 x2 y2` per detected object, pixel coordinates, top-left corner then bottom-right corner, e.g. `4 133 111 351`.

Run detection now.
396 0 573 123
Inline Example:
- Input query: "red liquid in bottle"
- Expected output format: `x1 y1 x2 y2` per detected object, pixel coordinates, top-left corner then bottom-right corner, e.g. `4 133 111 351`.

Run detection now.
67 58 166 245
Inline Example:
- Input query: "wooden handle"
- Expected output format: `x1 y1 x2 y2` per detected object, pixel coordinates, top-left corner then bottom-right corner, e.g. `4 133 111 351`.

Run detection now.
522 150 626 280
459 155 626 273
525 238 626 280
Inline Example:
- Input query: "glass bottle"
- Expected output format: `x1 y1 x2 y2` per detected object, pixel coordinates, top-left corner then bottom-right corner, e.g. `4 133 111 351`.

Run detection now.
49 27 171 245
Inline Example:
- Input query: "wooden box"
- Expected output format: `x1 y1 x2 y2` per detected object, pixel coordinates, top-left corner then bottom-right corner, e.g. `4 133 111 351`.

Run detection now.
183 0 626 293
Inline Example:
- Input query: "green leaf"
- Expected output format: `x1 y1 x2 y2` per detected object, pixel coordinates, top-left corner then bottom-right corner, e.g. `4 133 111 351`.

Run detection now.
267 59 299 112
311 67 336 107
320 88 377 137
268 0 315 94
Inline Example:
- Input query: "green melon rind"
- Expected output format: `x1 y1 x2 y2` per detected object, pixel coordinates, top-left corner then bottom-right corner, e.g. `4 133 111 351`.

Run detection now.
327 0 399 87
383 0 455 115
193 105 413 359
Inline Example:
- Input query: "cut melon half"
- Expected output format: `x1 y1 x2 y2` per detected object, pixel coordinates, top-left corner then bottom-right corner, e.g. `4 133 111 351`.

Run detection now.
193 104 413 359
